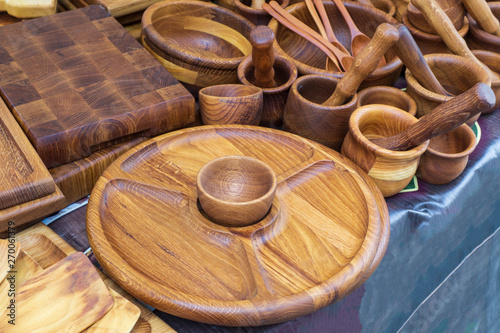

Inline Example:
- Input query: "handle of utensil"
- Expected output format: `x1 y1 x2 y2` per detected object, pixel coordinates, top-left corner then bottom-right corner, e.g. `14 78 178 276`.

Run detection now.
373 82 496 151
313 0 350 55
392 24 451 96
306 0 329 40
461 0 500 37
249 26 278 88
323 23 399 106
331 0 361 36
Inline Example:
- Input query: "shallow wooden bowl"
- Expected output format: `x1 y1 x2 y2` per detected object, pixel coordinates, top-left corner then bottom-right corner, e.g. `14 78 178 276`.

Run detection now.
238 54 298 128
357 86 417 116
233 0 290 25
405 53 491 123
268 1 403 89
401 11 470 55
283 74 359 151
197 155 277 227
87 125 390 326
341 105 429 197
199 84 263 125
466 2 500 53
406 2 465 34
141 1 255 93
416 124 477 184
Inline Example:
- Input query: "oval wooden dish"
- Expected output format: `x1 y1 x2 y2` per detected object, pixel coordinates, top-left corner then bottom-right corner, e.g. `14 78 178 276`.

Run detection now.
87 125 390 326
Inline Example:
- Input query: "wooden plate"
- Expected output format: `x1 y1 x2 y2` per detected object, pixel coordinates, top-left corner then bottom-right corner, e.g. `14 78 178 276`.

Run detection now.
87 125 390 326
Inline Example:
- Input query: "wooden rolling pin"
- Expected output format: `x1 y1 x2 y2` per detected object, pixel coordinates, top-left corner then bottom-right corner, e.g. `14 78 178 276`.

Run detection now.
323 23 399 106
371 82 495 151
249 26 278 88
462 0 500 37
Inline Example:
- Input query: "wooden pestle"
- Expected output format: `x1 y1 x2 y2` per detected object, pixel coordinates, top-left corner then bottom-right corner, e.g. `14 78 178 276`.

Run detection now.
249 26 278 88
392 23 452 96
370 82 495 151
323 23 399 106
462 0 500 37
412 0 499 80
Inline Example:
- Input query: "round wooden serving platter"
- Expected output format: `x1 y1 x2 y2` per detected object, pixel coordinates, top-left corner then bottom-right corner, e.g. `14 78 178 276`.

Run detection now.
87 125 390 326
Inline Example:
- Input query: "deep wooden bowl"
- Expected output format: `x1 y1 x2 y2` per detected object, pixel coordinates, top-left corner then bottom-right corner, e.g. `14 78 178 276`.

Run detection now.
472 50 500 114
141 1 255 94
416 123 476 184
357 86 417 116
283 74 359 151
401 11 470 55
197 155 277 227
466 3 500 53
268 1 403 89
341 105 429 197
238 54 298 128
405 53 491 123
406 2 465 35
233 0 290 25
199 84 263 125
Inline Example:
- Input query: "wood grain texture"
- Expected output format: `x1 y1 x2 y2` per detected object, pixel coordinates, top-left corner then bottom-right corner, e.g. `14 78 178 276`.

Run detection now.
462 0 500 36
0 0 57 18
466 2 500 52
358 86 417 116
234 0 289 26
83 0 160 17
472 50 500 114
0 5 194 168
0 252 114 333
0 11 21 25
406 2 465 35
0 239 20 280
87 125 390 326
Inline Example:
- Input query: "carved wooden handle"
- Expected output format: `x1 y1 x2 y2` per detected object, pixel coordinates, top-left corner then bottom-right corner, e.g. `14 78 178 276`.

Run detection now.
249 26 278 88
372 82 496 151
323 23 399 106
392 24 451 96
462 0 500 37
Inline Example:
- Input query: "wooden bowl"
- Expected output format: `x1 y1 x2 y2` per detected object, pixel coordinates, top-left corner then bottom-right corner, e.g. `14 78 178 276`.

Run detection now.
197 155 277 227
199 84 263 125
341 105 429 197
369 0 397 17
471 50 500 114
416 123 477 184
357 86 417 116
406 2 465 35
466 2 500 53
283 74 359 151
268 1 403 89
233 0 290 25
405 53 491 124
401 11 470 55
238 54 298 128
141 1 255 94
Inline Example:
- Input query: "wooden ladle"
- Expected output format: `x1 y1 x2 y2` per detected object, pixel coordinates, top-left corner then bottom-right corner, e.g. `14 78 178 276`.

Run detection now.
391 23 452 96
323 23 399 106
462 0 500 37
370 82 495 151
248 25 278 88
331 0 387 66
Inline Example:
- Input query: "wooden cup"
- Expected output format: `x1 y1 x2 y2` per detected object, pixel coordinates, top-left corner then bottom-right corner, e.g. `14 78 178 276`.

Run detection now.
197 155 277 227
283 74 358 151
357 86 417 116
199 84 263 125
472 50 500 114
416 124 477 184
341 105 428 197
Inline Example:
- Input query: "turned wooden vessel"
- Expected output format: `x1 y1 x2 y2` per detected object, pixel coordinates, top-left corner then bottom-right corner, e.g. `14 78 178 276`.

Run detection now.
472 50 500 114
141 1 255 94
358 86 417 116
234 0 290 25
268 1 403 89
467 2 500 52
416 124 477 184
199 84 263 125
87 125 390 326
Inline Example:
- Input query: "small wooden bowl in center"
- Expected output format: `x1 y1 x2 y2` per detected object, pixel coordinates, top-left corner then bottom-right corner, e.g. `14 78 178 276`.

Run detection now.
197 155 277 227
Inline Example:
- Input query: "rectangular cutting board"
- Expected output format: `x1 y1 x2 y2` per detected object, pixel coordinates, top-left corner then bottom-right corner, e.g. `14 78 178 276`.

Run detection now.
0 5 194 169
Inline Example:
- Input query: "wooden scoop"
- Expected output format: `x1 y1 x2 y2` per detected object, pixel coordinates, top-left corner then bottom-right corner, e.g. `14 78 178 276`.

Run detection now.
323 23 399 106
391 23 452 96
331 0 387 66
412 0 500 80
249 26 278 88
462 0 500 37
370 82 496 151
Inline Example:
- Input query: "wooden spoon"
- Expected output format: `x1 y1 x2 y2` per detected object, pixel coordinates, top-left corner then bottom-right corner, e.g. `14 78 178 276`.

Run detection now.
412 0 500 80
249 26 278 88
323 23 399 106
391 23 452 96
370 82 495 151
462 0 500 37
331 0 387 66
312 0 350 55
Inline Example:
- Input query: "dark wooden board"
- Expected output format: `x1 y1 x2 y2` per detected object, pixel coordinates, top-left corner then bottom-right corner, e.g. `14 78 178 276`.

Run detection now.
0 5 194 169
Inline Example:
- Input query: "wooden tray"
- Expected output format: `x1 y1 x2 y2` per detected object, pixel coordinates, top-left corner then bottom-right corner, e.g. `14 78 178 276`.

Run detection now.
0 5 194 169
87 125 390 326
